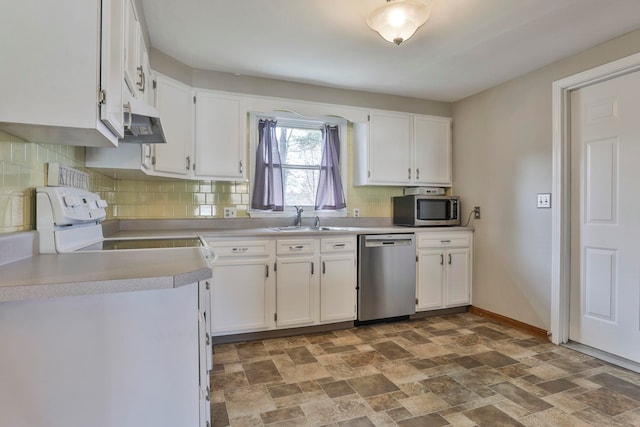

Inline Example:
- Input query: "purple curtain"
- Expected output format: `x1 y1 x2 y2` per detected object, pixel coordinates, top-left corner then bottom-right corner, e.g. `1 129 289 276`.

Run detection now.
251 119 284 211
315 124 346 210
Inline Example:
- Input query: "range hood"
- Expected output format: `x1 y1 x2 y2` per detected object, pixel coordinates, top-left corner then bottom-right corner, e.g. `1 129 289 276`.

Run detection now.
119 94 167 144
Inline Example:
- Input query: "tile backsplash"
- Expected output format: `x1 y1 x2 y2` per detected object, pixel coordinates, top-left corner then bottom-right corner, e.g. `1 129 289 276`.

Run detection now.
1 127 401 234
0 131 115 234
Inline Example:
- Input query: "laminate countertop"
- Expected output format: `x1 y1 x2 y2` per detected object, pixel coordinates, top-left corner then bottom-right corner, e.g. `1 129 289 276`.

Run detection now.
0 246 211 302
0 225 472 303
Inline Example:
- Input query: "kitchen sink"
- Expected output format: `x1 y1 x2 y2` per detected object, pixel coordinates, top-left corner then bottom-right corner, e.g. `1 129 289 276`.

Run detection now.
270 226 355 232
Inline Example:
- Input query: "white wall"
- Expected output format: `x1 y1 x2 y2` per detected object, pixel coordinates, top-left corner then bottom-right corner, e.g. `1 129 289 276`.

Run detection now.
452 28 640 330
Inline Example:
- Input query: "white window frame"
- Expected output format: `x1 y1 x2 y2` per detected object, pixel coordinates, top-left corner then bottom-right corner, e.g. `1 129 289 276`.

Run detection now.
248 111 348 218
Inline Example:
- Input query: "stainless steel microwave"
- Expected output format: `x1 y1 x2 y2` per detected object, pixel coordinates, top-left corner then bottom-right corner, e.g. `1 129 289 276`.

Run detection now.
392 195 460 226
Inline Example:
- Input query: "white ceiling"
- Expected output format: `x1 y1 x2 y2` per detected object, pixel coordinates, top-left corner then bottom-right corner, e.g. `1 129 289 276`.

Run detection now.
141 0 640 102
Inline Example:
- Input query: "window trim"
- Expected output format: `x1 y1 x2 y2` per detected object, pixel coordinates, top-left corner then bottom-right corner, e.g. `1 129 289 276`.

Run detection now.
248 111 348 218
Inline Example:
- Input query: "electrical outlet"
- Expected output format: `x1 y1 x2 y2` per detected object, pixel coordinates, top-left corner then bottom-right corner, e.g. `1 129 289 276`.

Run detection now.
353 208 360 218
474 206 481 219
537 193 551 208
223 207 237 218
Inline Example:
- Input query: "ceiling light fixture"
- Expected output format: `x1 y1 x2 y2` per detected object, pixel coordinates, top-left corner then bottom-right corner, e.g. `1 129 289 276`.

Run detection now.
366 0 431 46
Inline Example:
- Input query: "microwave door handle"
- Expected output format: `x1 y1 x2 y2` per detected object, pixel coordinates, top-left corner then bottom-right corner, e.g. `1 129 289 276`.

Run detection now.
450 200 455 219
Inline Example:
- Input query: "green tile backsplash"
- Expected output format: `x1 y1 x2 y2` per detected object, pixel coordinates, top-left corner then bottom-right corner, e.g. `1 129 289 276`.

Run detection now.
0 125 400 234
0 131 115 234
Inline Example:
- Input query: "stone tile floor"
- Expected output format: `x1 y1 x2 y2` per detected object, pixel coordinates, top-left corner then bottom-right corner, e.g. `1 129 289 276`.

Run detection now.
210 313 640 426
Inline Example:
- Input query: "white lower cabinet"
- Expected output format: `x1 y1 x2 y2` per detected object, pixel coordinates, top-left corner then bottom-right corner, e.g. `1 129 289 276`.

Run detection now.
416 231 472 312
275 238 319 328
319 237 357 323
208 239 275 336
0 282 206 427
208 235 357 337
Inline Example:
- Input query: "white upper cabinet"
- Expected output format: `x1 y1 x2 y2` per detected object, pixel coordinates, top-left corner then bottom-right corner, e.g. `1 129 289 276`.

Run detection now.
366 111 413 185
123 0 140 96
0 0 125 147
152 74 192 177
413 115 452 186
123 0 151 102
193 91 246 180
353 110 452 187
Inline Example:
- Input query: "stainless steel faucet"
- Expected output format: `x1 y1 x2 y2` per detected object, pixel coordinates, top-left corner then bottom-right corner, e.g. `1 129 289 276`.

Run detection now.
294 206 304 227
313 215 320 229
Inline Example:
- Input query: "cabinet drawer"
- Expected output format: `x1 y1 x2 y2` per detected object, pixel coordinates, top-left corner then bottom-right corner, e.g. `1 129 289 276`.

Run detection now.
417 233 470 249
208 240 271 257
320 236 356 253
276 239 315 255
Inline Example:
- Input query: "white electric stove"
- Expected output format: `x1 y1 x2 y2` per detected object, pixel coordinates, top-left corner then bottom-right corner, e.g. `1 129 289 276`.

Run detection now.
36 186 202 253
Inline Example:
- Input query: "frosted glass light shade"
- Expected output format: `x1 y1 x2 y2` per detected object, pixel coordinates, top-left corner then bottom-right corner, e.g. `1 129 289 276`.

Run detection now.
367 0 431 45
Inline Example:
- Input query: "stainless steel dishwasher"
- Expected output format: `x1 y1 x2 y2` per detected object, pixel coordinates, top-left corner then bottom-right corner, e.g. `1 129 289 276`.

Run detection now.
357 234 416 322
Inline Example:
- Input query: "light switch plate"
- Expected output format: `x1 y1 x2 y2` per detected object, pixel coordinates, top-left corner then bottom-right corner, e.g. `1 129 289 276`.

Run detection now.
537 193 551 208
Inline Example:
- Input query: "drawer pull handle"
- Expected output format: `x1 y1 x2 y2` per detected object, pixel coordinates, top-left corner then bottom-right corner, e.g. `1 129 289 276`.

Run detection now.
333 243 346 248
232 247 249 252
441 240 451 243
289 245 305 250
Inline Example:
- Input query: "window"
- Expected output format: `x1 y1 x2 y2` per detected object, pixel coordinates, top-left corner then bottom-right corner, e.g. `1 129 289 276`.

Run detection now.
278 122 322 207
249 112 347 217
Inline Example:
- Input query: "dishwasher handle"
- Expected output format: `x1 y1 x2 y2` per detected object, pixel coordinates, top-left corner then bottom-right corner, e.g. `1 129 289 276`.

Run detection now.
363 234 414 247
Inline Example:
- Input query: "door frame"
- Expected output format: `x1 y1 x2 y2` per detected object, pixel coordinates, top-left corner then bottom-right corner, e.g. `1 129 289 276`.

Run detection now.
550 52 640 344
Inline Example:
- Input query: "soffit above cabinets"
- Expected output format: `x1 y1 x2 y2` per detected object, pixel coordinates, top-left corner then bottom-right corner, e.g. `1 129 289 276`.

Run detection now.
141 0 640 102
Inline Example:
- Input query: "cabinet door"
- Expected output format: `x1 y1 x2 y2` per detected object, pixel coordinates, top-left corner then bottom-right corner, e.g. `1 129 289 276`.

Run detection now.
123 0 139 96
193 91 246 180
276 256 317 328
211 261 271 335
100 0 125 138
368 111 412 184
416 249 445 311
153 74 192 176
445 248 471 306
413 115 452 186
137 33 151 103
320 254 356 322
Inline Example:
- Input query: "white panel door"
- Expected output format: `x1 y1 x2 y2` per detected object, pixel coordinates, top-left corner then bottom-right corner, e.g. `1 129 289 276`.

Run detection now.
211 261 271 335
446 248 471 306
193 91 245 180
320 254 356 322
570 70 640 363
153 74 192 176
276 257 316 328
413 115 452 186
367 111 412 184
416 249 444 310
